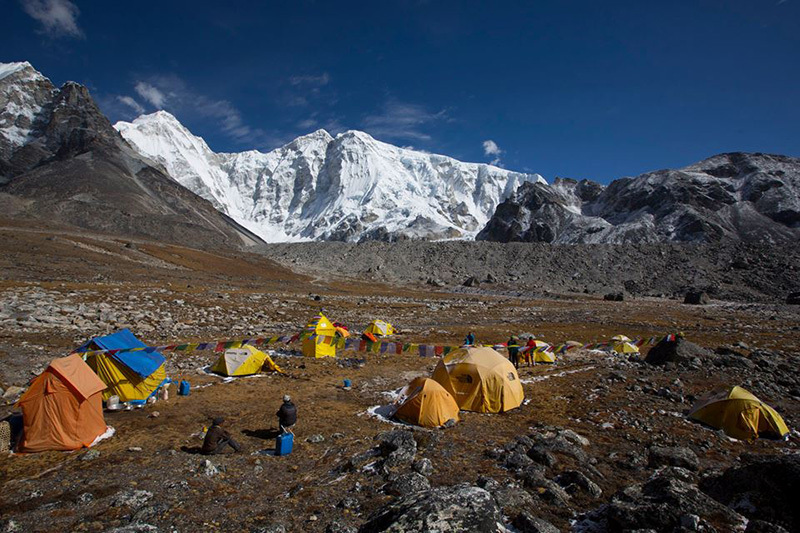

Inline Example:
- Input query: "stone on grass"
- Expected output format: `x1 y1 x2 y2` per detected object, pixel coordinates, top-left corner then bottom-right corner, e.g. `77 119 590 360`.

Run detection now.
359 484 503 532
648 446 699 472
385 472 431 496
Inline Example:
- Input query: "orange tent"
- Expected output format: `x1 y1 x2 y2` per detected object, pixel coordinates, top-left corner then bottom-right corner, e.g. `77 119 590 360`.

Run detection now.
16 354 107 453
394 377 460 428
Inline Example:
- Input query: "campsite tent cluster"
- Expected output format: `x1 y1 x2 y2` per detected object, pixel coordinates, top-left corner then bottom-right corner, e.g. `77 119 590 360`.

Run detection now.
8 322 790 452
392 346 525 427
300 314 396 358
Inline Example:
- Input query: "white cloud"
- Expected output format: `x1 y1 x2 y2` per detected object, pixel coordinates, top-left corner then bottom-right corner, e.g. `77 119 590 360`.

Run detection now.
125 75 283 148
116 96 144 115
296 118 318 130
362 99 447 142
134 82 167 108
289 73 330 86
482 139 503 166
21 0 83 38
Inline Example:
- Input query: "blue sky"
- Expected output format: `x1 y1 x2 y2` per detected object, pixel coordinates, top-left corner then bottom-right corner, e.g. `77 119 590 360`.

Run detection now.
3 1 799 183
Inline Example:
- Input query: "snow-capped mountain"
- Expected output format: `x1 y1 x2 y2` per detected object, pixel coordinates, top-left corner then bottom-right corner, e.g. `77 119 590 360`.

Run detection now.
0 61 262 249
114 111 546 242
478 152 800 243
0 61 57 163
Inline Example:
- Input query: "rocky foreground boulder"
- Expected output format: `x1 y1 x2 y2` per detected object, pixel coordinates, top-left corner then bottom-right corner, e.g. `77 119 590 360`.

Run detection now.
359 484 504 532
700 454 800 532
575 468 746 532
645 337 713 366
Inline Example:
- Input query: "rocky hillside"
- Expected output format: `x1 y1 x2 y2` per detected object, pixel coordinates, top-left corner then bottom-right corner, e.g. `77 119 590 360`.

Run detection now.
0 62 262 249
258 241 800 302
115 111 545 242
478 152 800 244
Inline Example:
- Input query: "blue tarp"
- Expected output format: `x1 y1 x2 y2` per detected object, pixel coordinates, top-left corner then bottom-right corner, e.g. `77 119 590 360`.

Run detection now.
78 328 165 378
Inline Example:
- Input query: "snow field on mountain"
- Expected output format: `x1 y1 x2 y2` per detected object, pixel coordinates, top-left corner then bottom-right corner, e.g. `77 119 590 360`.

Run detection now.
115 111 546 242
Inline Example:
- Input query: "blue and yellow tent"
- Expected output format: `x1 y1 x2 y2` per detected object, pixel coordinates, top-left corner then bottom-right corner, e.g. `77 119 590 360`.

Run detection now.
79 329 168 404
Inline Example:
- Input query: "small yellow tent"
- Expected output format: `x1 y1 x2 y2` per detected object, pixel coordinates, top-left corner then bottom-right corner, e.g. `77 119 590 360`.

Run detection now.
301 314 337 358
524 340 555 363
611 335 639 354
211 345 282 376
432 346 524 413
688 386 789 440
394 377 460 428
364 319 395 337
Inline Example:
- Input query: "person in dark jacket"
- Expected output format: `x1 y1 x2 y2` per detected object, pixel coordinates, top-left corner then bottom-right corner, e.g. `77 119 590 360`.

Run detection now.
507 336 521 369
277 395 297 433
464 332 475 346
201 417 242 455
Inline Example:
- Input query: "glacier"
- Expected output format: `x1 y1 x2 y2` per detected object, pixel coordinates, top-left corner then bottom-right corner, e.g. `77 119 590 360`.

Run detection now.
114 111 546 242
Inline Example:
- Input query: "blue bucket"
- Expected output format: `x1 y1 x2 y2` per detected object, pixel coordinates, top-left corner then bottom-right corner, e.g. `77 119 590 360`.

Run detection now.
178 380 190 396
343 379 352 388
276 432 294 456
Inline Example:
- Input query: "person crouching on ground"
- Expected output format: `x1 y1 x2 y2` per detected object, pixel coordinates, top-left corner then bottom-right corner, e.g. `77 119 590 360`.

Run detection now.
277 395 297 433
201 417 242 455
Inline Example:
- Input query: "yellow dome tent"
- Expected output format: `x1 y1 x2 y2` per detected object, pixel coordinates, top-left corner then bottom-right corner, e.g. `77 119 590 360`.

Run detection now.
364 319 395 337
301 314 337 358
211 344 283 376
432 346 524 413
611 335 639 354
393 377 460 428
688 386 789 440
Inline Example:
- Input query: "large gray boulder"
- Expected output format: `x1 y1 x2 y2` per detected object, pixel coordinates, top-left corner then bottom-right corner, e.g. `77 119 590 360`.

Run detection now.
684 290 709 305
574 469 745 532
384 472 431 496
648 446 700 471
377 430 417 469
700 454 800 532
359 484 505 532
645 337 712 366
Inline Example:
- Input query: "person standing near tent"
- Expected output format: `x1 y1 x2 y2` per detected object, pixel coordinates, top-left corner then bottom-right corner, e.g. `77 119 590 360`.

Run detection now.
464 332 476 346
525 337 537 367
201 417 242 455
277 395 297 433
507 336 521 369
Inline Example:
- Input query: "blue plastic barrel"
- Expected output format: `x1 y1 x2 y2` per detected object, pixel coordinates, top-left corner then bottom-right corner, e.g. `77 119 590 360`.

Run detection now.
178 380 190 396
276 432 294 456
343 379 351 388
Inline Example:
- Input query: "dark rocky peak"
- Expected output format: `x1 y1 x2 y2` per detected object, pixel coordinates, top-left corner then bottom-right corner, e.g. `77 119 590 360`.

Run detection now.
479 152 800 244
688 152 791 179
574 179 604 202
44 81 120 157
513 181 563 208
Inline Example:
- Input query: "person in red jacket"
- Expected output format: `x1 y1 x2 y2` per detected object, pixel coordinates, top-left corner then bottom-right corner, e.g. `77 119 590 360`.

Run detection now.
525 337 537 367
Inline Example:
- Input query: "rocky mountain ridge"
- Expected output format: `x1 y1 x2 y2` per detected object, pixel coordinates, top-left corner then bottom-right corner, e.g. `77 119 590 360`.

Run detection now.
478 152 800 243
0 61 262 249
115 111 546 242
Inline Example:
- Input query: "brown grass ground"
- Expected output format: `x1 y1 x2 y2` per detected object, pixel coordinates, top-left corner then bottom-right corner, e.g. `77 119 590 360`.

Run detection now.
0 223 797 532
